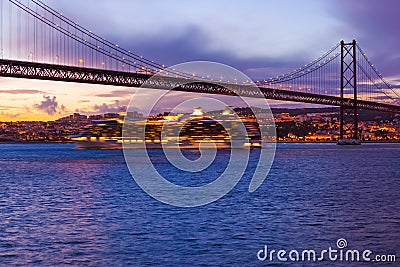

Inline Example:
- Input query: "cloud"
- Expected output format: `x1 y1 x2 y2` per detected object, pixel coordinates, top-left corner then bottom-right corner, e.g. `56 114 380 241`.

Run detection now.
60 104 67 113
0 112 20 119
21 0 399 84
0 89 47 94
327 0 400 77
95 89 136 98
0 105 19 110
34 95 61 115
93 100 126 113
50 1 338 81
113 26 312 81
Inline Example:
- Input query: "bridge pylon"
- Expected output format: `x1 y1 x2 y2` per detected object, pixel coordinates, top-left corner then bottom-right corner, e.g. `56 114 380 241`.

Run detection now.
338 39 360 144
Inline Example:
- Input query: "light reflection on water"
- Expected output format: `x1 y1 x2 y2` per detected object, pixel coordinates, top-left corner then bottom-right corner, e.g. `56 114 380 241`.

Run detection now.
0 143 399 266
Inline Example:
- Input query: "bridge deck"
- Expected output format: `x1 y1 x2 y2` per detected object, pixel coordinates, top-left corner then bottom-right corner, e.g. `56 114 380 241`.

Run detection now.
0 59 399 113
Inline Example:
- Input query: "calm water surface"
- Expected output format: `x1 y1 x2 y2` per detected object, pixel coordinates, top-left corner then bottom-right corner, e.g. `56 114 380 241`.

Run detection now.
0 143 399 266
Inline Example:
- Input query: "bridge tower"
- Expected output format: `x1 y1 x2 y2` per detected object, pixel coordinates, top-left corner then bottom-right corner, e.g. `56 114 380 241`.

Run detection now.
339 39 359 142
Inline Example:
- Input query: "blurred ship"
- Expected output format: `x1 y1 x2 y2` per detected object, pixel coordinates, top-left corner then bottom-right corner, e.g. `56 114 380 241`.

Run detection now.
71 107 264 150
70 119 123 150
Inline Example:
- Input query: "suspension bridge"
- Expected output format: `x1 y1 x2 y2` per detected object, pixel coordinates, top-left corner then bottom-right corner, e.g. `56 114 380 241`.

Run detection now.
0 0 399 141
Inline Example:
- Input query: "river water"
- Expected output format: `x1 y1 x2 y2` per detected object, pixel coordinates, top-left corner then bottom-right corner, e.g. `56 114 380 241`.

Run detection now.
0 143 398 266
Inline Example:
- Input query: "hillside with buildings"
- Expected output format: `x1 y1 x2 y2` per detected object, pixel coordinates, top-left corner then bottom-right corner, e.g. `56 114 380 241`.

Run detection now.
0 108 398 143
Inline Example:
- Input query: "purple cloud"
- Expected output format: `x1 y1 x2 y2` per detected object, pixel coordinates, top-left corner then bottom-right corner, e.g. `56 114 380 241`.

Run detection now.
0 89 47 94
96 89 136 98
34 95 60 115
327 0 400 77
0 112 20 119
93 100 126 113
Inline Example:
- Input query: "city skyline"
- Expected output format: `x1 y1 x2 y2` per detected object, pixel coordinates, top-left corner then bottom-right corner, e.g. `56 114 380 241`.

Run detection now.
1 0 400 121
1 107 398 143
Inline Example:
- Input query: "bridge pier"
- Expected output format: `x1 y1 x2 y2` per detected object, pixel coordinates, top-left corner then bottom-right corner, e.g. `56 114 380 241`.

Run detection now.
338 39 360 145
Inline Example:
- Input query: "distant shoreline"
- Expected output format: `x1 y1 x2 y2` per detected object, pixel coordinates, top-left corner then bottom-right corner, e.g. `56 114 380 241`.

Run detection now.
0 140 73 144
0 140 398 145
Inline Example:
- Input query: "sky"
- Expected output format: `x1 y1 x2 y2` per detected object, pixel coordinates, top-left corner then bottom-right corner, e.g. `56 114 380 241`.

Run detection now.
0 0 399 121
